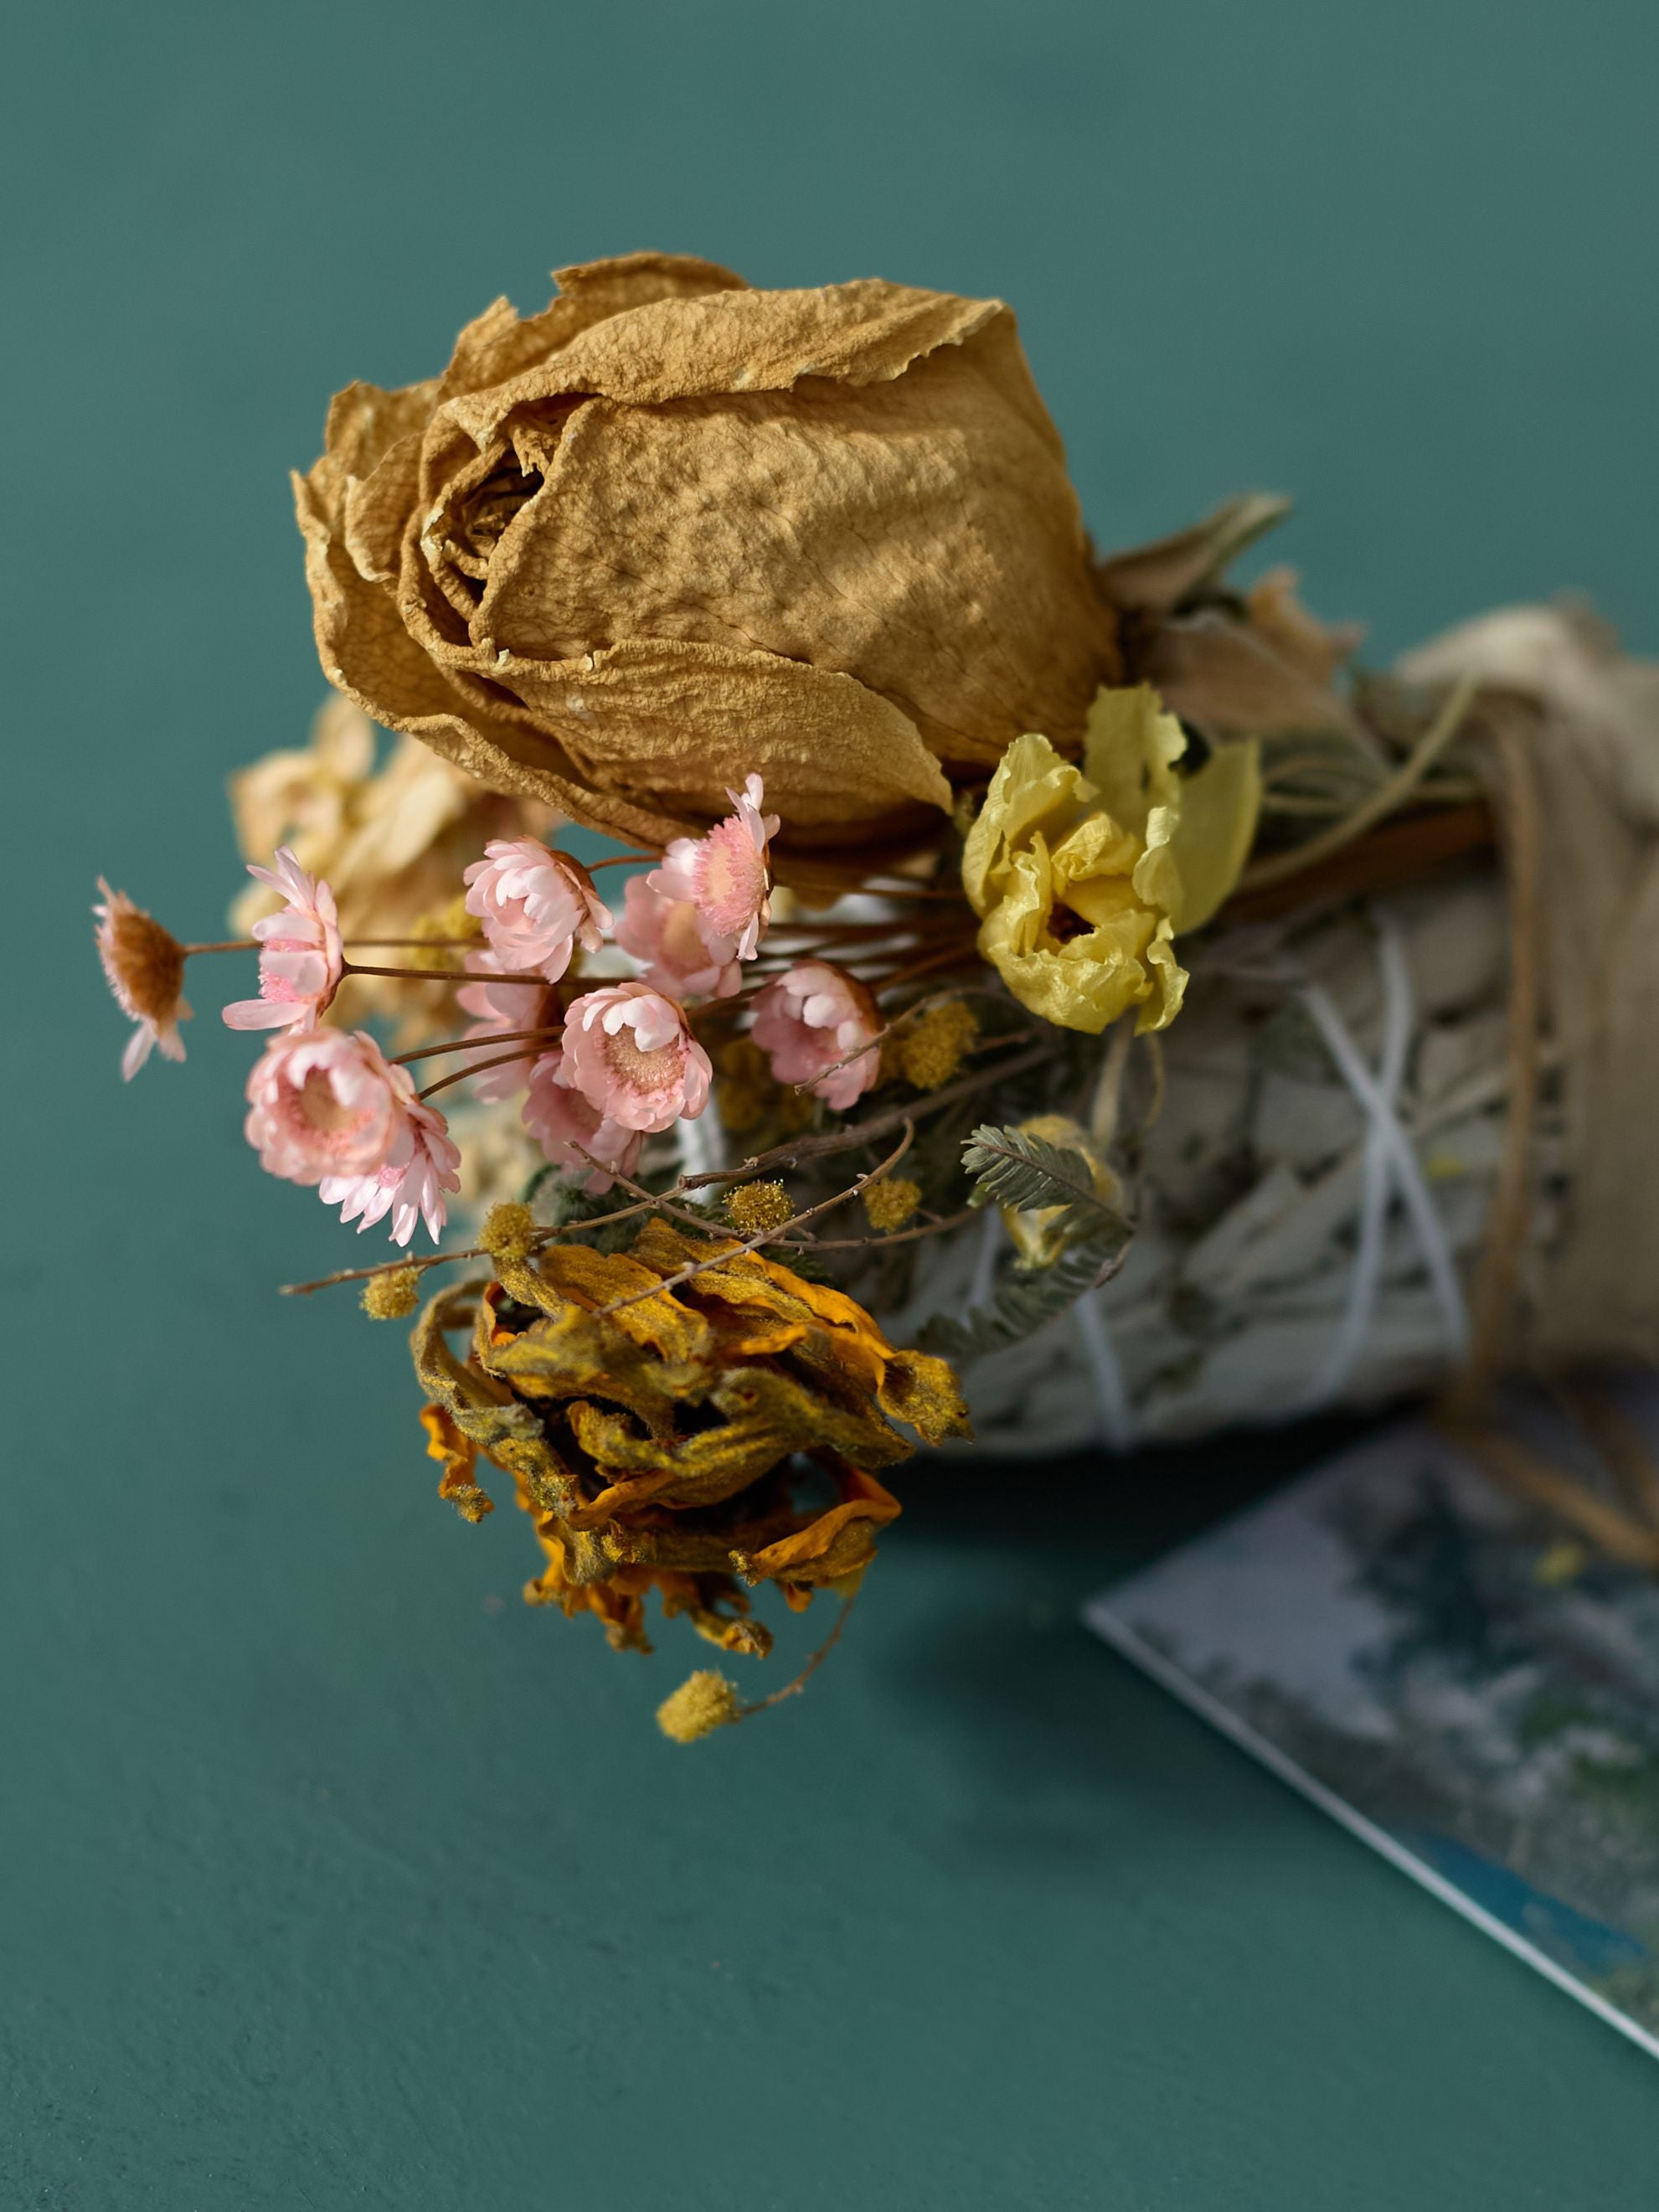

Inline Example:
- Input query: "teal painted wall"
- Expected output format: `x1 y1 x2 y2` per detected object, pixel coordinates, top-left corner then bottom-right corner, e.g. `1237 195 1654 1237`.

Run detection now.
4 3 1656 2203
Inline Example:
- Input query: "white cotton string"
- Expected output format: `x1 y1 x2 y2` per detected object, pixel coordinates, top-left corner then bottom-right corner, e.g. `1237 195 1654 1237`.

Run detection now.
1296 914 1469 1408
1293 915 1414 1409
1074 1285 1138 1453
968 1204 1003 1309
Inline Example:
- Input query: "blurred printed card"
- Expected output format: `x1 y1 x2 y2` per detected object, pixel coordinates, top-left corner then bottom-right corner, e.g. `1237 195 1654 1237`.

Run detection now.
1086 1391 1659 2058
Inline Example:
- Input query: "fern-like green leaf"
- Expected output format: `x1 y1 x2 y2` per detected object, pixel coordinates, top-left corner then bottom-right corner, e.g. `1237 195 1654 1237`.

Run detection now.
920 1229 1128 1361
960 1122 1129 1252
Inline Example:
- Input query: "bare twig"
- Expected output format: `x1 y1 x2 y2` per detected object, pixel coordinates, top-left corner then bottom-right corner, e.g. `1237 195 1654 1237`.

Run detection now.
681 1039 1057 1191
595 1125 917 1315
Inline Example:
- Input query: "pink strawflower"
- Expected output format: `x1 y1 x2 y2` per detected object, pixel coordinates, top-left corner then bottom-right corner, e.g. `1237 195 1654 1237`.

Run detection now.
320 1095 461 1247
522 1055 645 1194
612 872 741 1001
94 879 193 1079
455 951 560 1101
462 836 610 981
245 1027 410 1185
559 982 712 1133
245 1027 459 1245
223 847 345 1033
649 774 778 967
750 961 883 1111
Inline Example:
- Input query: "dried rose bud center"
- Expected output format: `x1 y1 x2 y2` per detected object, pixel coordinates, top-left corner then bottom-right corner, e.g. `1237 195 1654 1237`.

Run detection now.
110 910 185 1019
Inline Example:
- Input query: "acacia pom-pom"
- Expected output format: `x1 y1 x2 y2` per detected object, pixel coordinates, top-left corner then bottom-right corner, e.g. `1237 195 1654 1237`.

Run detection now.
724 1180 795 1236
480 1201 538 1265
863 1177 922 1232
657 1670 742 1744
899 999 979 1091
362 1266 421 1319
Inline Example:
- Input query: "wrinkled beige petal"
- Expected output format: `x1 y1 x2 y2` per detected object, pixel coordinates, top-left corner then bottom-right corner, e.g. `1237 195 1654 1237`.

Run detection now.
437 255 747 405
495 634 955 830
473 349 1108 768
442 276 1003 450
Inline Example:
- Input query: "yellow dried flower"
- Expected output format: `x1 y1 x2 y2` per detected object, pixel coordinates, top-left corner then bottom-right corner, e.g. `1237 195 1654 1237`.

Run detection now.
657 1670 743 1743
899 999 978 1091
410 1219 971 1657
724 1181 795 1237
480 1202 538 1265
362 1266 421 1319
961 686 1260 1035
863 1178 921 1233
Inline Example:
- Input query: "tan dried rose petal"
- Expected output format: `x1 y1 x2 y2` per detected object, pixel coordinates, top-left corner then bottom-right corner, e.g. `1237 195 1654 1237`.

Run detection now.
295 251 1116 858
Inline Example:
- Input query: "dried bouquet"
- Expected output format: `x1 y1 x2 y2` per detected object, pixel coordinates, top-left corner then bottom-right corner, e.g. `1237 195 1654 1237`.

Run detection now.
96 253 1659 1738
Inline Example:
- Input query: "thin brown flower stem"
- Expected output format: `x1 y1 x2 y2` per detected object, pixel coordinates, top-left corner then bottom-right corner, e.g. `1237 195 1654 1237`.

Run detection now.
280 1247 484 1296
780 1204 979 1251
570 1152 736 1242
680 1038 1055 1193
180 938 256 955
342 936 486 949
341 960 548 983
873 941 981 995
389 1025 561 1068
585 852 657 869
595 1124 917 1316
737 1594 858 1719
1239 672 1480 893
418 1046 539 1100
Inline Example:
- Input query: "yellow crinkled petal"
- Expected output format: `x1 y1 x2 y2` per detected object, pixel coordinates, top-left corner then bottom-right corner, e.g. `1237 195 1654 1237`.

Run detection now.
1165 735 1263 931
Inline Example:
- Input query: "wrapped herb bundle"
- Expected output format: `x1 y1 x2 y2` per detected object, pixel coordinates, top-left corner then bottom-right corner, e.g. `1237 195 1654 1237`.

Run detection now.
95 254 1659 1731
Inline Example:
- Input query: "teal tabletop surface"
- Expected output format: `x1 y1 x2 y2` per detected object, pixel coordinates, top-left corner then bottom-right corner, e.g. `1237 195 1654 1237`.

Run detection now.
5 3 1657 2204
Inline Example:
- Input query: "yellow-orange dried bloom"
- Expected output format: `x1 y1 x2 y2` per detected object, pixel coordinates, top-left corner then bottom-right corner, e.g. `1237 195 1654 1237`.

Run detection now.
657 1670 742 1744
863 1178 921 1233
362 1265 421 1319
899 999 979 1091
724 1181 795 1236
411 1218 970 1657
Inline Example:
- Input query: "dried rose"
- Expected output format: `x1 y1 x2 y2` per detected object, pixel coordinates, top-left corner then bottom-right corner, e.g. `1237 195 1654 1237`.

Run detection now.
294 251 1116 864
414 1219 971 1654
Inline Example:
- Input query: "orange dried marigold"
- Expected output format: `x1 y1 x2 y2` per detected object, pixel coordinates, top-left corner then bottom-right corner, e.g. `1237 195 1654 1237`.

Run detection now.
412 1217 970 1657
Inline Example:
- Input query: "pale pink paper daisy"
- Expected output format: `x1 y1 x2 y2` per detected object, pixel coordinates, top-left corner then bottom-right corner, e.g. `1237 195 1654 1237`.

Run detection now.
612 872 741 1002
462 836 610 981
522 1054 645 1194
649 774 778 967
319 1094 461 1247
750 960 883 1111
559 982 713 1134
244 1027 410 1187
222 847 344 1033
94 879 193 1079
454 951 560 1101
